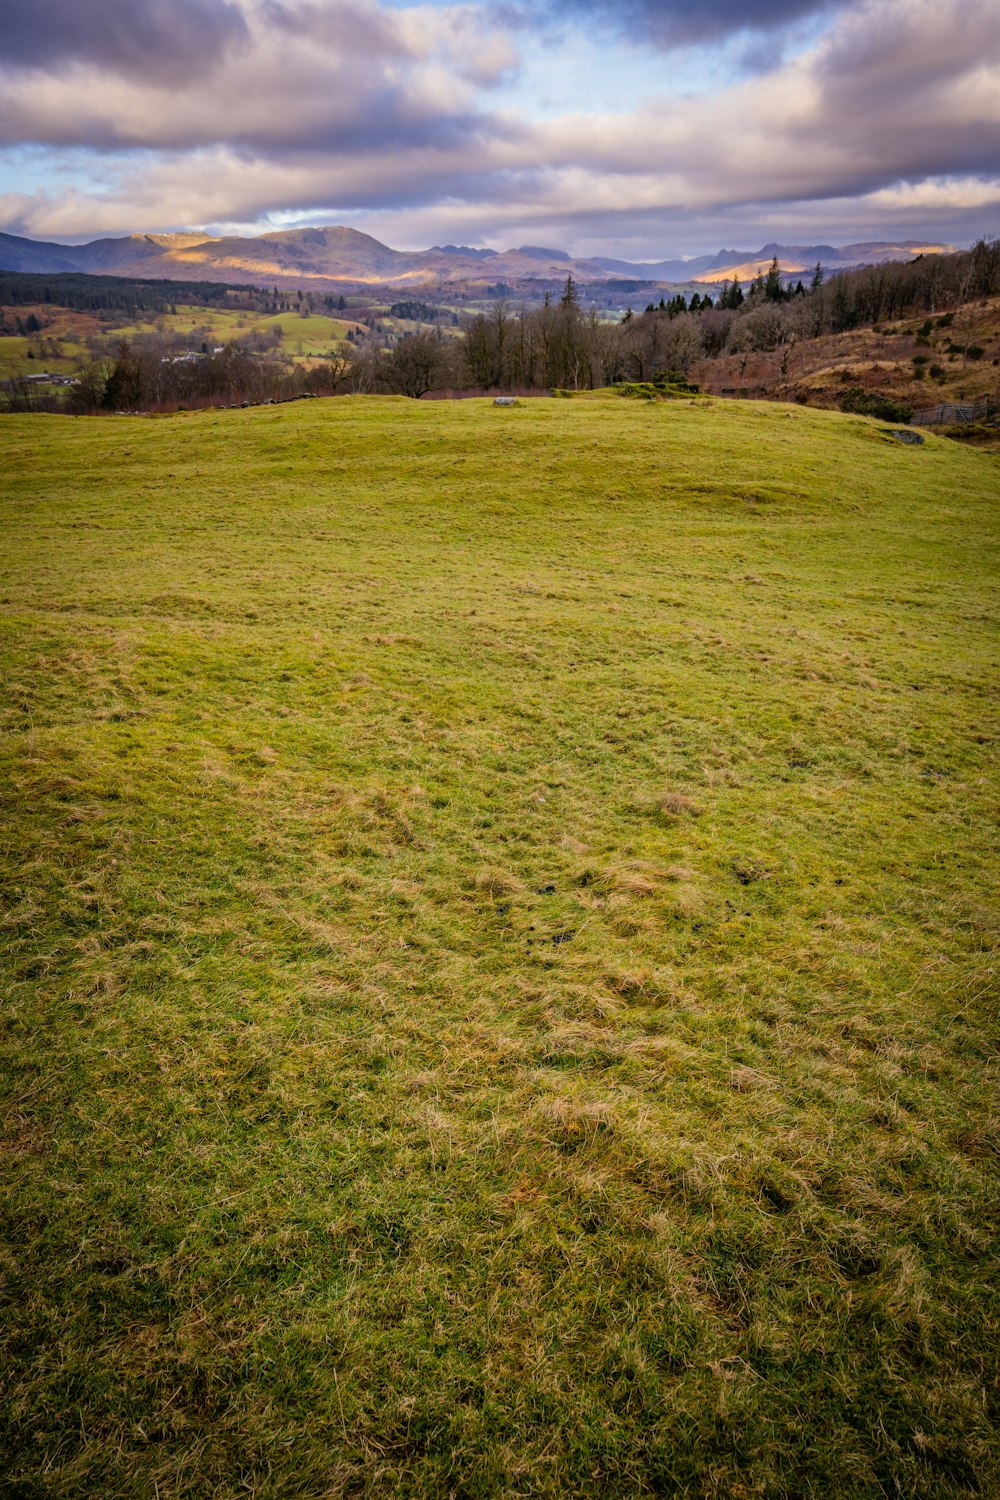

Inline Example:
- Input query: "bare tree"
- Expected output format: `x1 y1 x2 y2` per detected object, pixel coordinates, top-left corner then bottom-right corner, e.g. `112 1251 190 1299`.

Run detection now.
385 331 452 399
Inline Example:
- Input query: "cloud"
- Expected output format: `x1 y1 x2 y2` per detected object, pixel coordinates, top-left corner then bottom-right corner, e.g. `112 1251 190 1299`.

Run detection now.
0 0 996 255
0 0 519 154
0 0 250 83
525 0 1000 205
535 0 855 48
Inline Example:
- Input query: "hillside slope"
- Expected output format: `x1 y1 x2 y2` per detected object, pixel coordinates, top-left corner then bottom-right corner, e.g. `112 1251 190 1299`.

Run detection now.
2 397 998 1497
695 293 1000 432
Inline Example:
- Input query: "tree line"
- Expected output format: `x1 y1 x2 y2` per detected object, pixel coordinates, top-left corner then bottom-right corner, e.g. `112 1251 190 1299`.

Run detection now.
4 239 998 412
0 271 356 325
347 240 1000 398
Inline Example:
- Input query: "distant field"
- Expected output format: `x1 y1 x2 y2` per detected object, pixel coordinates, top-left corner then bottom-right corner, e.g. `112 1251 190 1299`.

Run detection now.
2 396 998 1497
0 303 355 380
0 332 84 380
113 305 352 352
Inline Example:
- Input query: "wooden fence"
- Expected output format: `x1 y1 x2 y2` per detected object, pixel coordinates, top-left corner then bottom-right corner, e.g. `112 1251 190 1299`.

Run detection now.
912 396 994 426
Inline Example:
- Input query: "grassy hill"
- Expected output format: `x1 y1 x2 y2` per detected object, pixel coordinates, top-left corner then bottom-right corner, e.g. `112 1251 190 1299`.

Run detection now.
2 396 998 1497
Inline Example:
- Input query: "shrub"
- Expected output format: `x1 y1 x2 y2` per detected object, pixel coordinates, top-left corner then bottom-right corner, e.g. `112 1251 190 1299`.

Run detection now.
652 369 700 394
839 387 913 423
617 382 658 400
929 365 945 380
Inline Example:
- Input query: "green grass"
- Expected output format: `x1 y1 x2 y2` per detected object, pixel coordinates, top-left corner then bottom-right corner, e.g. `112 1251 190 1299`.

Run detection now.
0 335 34 376
0 306 352 382
1 396 998 1497
114 305 351 353
0 335 81 379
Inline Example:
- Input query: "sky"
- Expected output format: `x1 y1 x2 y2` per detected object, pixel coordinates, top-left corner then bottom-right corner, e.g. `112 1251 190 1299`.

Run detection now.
0 0 998 259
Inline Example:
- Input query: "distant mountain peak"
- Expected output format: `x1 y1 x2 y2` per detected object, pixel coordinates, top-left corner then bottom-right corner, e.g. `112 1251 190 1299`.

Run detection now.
515 245 572 262
135 232 215 248
257 225 378 244
432 244 497 259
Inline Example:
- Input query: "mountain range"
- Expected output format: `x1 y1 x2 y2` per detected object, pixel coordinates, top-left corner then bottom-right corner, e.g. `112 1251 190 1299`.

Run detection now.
0 226 954 291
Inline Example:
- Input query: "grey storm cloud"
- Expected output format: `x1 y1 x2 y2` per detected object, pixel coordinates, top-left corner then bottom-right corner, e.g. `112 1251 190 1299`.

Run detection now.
540 0 855 46
0 0 522 157
261 0 408 54
0 0 250 82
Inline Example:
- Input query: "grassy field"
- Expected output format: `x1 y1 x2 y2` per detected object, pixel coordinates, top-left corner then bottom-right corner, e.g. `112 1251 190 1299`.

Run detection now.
112 306 353 354
0 304 354 381
1 395 998 1497
0 307 124 380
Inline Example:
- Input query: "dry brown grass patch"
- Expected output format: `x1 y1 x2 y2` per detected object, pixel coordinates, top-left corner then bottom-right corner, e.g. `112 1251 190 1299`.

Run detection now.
473 868 523 899
659 791 704 818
